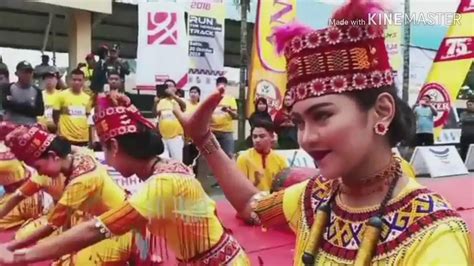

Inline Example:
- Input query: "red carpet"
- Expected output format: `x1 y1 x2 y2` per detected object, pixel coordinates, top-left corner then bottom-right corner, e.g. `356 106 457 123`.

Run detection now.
1 176 473 265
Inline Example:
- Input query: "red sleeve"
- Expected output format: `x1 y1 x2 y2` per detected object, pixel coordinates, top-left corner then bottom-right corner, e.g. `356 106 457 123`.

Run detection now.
273 110 286 128
99 201 148 235
17 180 42 197
47 204 69 229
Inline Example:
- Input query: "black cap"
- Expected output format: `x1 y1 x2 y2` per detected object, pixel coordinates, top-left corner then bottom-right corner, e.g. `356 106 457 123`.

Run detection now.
16 60 33 71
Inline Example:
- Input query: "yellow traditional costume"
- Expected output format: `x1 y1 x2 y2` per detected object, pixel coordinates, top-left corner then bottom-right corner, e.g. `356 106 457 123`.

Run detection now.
248 1 473 264
0 144 44 230
4 125 137 265
92 98 250 265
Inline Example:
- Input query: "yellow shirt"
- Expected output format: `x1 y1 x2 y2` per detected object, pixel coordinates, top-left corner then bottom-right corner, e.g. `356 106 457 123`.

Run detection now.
28 174 66 201
38 89 59 126
47 152 126 228
156 98 183 139
54 89 91 143
254 175 473 265
185 100 199 114
210 95 237 133
237 148 288 192
0 143 29 186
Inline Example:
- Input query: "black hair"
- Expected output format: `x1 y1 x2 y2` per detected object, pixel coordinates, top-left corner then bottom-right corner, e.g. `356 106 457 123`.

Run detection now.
251 118 275 135
254 97 268 112
190 86 201 95
216 76 228 85
107 70 121 78
467 98 474 104
346 85 415 147
71 68 85 77
0 68 8 78
106 124 164 160
39 137 72 159
164 79 176 87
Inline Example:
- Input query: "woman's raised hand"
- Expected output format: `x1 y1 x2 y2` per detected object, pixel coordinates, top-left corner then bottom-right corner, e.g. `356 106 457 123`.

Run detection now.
173 87 224 142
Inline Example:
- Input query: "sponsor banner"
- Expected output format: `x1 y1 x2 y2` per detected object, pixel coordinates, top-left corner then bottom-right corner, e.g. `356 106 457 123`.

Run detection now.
435 128 461 144
418 0 474 138
183 0 226 99
384 1 403 92
247 0 297 117
464 144 474 170
136 2 189 91
274 149 316 168
410 145 468 177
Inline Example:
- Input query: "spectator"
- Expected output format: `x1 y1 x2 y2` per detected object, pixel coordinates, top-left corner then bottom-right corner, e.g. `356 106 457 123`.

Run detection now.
33 54 51 88
79 53 96 90
38 68 60 133
53 69 91 146
0 61 9 121
211 76 238 158
413 95 437 146
104 44 130 88
236 119 288 192
248 97 272 128
155 79 187 161
273 93 298 149
90 44 109 93
183 86 201 170
459 98 474 160
1 61 44 125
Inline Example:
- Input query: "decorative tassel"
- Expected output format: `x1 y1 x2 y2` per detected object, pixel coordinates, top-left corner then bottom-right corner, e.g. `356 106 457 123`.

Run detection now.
302 204 330 265
354 216 383 266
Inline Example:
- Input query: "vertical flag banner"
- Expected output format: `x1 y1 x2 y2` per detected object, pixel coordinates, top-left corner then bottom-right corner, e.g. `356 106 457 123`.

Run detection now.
247 0 297 117
185 0 226 99
417 0 474 138
136 1 189 92
385 1 403 93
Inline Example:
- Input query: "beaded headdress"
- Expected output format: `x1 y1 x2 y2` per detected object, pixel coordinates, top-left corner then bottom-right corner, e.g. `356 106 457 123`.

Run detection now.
274 0 393 103
93 93 155 142
4 126 56 163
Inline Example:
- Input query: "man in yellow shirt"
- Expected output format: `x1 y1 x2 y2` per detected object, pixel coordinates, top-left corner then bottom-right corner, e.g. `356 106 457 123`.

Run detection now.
237 119 288 192
53 69 91 146
38 69 59 133
155 79 186 161
210 77 238 158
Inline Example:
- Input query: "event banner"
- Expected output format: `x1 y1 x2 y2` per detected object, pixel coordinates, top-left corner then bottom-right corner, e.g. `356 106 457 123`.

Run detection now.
183 0 226 98
136 1 189 92
417 0 474 137
247 0 297 116
385 2 403 93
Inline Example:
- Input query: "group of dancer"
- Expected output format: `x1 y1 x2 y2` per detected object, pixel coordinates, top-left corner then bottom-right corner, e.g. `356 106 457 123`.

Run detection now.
0 0 472 265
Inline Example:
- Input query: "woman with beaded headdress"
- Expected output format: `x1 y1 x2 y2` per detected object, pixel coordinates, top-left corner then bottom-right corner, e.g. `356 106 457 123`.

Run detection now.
176 0 472 265
0 124 140 265
0 93 250 265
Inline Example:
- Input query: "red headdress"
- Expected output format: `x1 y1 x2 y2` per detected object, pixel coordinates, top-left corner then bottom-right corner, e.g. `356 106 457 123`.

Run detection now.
4 125 56 163
93 93 155 142
274 0 393 103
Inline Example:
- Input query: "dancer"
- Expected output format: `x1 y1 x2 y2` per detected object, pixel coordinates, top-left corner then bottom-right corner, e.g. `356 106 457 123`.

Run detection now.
0 94 250 265
169 1 470 265
0 122 45 231
0 125 137 265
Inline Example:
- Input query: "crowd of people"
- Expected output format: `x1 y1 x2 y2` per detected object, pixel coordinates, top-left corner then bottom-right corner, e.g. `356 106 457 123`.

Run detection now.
0 0 471 265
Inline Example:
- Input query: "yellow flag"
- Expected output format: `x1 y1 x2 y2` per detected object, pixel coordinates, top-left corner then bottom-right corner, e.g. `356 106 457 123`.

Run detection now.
417 0 474 138
247 0 297 117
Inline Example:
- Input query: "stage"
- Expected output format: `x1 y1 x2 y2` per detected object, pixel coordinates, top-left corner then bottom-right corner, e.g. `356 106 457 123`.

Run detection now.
0 176 472 265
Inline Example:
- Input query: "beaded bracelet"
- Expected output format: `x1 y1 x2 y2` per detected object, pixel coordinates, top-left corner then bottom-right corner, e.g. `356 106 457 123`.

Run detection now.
195 130 221 155
94 217 112 238
246 191 270 225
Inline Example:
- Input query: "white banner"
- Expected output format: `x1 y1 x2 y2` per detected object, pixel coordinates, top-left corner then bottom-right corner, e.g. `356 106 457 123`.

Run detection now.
274 149 316 168
184 0 226 98
410 145 468 178
95 152 143 194
136 2 189 91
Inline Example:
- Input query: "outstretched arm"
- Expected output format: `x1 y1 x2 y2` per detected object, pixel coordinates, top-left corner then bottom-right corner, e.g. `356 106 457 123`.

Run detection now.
174 88 260 219
0 192 25 219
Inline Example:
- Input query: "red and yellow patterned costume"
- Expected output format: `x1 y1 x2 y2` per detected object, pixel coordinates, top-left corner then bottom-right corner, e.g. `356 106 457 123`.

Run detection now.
4 125 137 265
93 96 250 265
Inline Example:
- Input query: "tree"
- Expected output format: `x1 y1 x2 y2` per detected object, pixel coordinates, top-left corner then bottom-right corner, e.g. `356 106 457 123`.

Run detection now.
233 0 251 143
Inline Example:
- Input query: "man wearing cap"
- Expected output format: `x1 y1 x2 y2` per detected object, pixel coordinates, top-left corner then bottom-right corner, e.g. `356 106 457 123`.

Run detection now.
104 44 129 89
1 61 44 125
37 67 59 133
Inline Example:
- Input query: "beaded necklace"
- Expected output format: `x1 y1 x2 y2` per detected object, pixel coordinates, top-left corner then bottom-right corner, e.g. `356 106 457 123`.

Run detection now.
302 157 402 266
